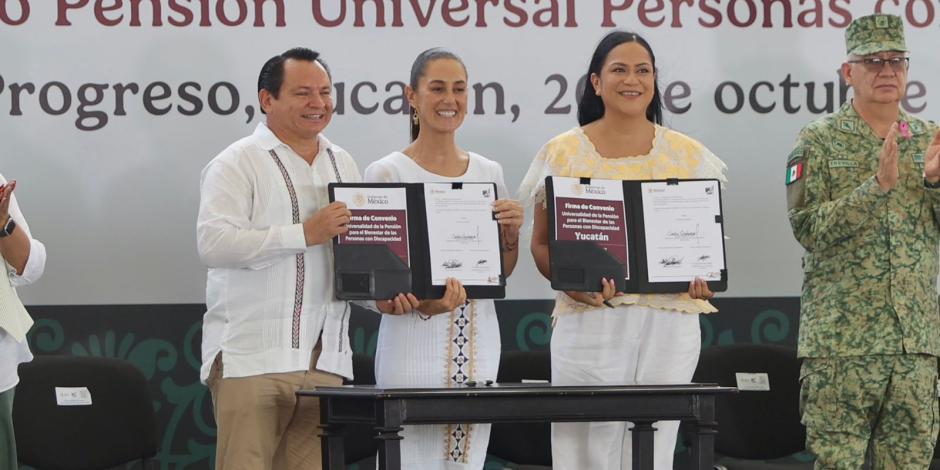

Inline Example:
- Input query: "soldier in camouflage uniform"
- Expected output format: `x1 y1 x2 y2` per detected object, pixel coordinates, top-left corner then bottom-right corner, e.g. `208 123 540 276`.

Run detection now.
786 14 940 469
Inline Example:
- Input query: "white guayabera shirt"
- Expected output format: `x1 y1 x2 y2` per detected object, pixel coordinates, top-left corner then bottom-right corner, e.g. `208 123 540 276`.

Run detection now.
197 123 366 383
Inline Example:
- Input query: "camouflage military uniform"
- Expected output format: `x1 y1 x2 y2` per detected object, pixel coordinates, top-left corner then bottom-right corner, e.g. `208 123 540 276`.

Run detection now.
787 100 940 469
787 14 940 469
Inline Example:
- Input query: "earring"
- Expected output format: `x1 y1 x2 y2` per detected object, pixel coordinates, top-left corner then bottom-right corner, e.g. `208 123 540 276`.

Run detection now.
412 109 419 125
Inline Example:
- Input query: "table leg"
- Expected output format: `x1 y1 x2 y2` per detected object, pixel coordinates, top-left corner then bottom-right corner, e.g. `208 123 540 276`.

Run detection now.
631 421 657 469
318 398 346 470
375 400 404 470
688 396 719 470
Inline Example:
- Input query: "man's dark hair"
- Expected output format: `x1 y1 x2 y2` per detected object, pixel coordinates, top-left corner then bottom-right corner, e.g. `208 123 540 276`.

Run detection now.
257 47 331 113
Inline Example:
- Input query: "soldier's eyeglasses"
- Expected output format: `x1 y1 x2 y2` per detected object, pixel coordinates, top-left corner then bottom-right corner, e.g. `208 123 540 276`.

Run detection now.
847 57 910 73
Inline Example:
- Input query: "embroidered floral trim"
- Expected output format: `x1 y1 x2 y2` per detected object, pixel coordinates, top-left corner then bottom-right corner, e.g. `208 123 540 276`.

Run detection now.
268 150 305 349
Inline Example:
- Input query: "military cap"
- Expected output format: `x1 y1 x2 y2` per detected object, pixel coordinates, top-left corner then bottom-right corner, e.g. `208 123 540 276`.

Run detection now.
846 14 907 56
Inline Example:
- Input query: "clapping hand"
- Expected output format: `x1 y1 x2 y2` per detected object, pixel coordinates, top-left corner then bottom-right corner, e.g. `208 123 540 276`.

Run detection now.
876 123 900 192
0 180 16 226
924 130 940 184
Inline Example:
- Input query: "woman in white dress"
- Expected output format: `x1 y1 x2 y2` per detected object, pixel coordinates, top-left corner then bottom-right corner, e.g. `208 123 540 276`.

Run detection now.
519 31 727 470
365 48 523 470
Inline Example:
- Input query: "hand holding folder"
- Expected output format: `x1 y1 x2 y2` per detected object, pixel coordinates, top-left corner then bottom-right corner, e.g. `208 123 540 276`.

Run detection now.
374 279 467 317
563 277 624 308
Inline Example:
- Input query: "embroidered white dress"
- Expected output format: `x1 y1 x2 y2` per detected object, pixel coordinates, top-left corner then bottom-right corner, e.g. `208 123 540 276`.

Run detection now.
364 151 507 470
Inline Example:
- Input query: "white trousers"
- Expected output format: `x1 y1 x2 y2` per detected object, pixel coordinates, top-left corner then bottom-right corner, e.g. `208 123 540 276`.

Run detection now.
551 304 701 470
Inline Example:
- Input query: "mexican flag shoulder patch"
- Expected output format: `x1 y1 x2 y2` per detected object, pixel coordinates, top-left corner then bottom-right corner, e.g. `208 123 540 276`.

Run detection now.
786 162 804 185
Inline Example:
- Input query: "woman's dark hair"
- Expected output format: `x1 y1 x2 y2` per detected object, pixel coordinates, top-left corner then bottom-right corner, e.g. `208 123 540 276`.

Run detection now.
577 31 663 126
408 48 467 141
257 47 331 115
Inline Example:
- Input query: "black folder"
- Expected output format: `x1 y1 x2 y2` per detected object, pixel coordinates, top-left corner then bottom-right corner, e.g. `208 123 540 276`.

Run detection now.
333 244 412 300
546 176 728 294
330 182 506 300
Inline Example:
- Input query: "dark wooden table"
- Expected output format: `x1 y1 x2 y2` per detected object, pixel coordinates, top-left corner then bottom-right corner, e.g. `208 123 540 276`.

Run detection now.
300 383 736 470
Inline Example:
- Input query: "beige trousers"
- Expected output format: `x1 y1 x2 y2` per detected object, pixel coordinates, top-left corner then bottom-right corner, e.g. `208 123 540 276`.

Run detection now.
207 347 344 470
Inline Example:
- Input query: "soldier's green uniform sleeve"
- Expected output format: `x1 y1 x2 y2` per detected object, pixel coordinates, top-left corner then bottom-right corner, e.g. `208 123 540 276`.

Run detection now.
786 128 889 252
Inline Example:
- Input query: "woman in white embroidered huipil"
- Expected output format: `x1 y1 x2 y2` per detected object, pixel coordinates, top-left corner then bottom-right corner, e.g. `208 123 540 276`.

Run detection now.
519 32 728 470
365 48 523 470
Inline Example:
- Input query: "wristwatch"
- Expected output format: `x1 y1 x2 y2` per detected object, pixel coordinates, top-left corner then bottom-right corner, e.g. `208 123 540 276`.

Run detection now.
0 217 15 238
